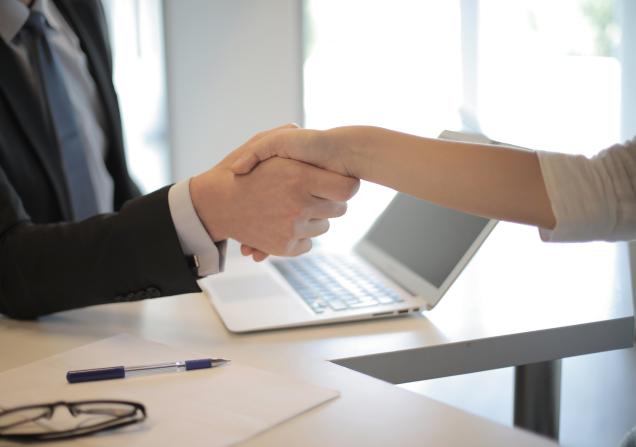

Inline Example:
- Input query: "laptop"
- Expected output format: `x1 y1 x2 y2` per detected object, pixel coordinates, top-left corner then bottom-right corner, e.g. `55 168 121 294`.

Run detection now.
200 131 498 332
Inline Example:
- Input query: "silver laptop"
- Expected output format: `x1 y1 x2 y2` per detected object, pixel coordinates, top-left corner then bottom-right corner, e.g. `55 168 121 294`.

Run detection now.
200 131 498 333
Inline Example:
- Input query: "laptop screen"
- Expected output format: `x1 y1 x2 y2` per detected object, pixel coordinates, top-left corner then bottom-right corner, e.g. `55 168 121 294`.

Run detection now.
363 193 490 288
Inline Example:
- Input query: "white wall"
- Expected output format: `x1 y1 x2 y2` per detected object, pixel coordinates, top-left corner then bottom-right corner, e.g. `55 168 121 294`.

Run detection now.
620 0 636 141
619 0 636 316
163 0 303 181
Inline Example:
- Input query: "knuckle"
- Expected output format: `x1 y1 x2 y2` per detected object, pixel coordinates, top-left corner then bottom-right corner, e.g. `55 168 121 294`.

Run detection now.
323 201 347 218
297 239 312 256
334 202 347 217
344 178 361 199
282 220 302 243
310 219 330 237
351 178 361 192
319 220 330 235
274 238 292 256
285 239 299 256
330 178 359 201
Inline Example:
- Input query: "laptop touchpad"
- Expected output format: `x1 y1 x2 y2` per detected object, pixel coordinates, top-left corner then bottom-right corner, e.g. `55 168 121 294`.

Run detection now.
212 275 289 301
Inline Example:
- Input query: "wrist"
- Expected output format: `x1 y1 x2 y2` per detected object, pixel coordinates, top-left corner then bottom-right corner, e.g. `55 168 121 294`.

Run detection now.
190 169 231 242
326 126 369 178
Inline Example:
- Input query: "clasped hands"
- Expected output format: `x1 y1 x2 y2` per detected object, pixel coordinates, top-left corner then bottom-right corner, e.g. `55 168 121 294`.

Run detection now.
189 123 357 262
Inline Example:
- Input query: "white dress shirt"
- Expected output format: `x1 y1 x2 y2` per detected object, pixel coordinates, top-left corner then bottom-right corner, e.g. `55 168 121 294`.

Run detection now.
0 0 224 276
538 138 636 242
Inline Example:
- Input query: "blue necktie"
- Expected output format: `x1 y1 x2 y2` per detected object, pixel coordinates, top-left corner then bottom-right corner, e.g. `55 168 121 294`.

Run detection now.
23 11 98 221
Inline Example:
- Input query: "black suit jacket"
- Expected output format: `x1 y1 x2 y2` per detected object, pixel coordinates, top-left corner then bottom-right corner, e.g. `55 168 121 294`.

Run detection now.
0 0 200 318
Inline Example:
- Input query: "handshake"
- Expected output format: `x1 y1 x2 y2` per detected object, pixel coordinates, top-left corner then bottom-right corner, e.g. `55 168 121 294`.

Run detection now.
189 123 359 262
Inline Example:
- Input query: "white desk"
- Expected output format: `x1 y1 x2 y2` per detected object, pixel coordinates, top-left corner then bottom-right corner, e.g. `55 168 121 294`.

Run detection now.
0 223 632 446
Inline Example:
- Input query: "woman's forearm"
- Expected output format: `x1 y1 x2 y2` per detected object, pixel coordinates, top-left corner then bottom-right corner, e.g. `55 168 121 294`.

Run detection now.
328 126 556 229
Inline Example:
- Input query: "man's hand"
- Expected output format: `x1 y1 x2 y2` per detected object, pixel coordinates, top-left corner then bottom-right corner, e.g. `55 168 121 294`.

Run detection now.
190 135 359 258
228 124 361 260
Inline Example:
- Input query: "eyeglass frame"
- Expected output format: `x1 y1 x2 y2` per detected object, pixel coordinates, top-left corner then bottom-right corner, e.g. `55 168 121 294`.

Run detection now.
0 399 147 442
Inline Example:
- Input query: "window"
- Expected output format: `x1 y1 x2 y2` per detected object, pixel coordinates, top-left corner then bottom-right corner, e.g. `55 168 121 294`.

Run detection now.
304 0 623 248
475 0 620 155
304 0 464 249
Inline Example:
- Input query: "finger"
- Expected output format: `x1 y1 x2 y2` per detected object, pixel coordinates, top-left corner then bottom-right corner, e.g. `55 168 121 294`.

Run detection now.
242 245 269 261
251 250 269 262
296 218 330 239
305 199 348 219
250 123 299 143
232 124 300 174
303 165 361 201
288 238 312 257
231 152 266 175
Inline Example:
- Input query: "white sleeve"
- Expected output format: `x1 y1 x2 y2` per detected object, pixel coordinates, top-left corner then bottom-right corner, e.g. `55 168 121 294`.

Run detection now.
168 180 227 277
537 138 636 242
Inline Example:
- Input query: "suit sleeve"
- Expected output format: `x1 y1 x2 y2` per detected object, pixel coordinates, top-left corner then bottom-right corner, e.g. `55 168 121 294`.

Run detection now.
0 164 201 319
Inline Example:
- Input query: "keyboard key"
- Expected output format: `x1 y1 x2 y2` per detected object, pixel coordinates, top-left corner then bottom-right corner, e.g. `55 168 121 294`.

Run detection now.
326 299 348 311
349 301 380 308
272 255 405 315
310 304 326 314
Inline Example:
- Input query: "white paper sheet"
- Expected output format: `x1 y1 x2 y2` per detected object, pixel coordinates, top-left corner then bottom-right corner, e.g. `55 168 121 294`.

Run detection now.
0 334 338 446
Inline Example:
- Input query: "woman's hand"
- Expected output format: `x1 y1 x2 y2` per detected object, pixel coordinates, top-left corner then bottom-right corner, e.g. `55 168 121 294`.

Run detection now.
230 126 356 178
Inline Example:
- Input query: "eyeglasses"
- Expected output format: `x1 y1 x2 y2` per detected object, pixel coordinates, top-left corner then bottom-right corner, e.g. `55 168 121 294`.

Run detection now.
0 400 146 442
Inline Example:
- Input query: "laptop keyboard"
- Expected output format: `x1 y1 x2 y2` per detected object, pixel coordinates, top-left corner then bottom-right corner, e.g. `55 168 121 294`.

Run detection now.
271 254 404 314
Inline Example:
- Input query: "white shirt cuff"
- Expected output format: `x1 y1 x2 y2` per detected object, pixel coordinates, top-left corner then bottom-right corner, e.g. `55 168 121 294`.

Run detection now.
168 180 226 276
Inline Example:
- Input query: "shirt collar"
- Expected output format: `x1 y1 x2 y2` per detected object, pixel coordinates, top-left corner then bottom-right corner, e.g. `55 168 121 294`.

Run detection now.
0 0 60 45
0 1 29 44
38 0 62 32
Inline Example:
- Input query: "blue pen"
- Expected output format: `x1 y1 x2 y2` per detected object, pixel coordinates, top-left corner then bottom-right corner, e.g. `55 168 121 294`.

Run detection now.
66 358 230 384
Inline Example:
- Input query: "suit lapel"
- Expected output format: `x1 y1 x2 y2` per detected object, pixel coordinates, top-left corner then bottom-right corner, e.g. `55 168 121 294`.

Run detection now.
0 39 72 219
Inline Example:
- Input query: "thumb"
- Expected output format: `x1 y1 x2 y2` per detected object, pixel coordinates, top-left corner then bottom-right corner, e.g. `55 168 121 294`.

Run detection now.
231 124 299 174
250 122 299 143
230 151 268 175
